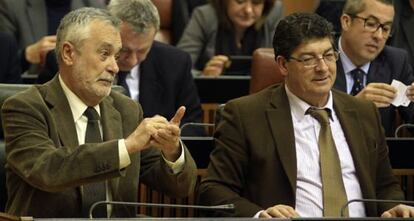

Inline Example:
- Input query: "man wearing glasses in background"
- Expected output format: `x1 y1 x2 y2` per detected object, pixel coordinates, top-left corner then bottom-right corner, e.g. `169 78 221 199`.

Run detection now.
335 0 414 137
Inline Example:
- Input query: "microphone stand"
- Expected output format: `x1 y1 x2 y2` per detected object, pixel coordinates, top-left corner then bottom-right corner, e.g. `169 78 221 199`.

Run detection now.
340 198 414 217
89 201 234 219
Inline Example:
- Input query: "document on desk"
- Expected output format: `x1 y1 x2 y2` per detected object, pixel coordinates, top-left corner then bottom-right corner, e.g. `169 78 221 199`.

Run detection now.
391 79 411 107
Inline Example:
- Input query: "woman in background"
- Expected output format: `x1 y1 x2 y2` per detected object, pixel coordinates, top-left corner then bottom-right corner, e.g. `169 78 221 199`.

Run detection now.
177 0 282 76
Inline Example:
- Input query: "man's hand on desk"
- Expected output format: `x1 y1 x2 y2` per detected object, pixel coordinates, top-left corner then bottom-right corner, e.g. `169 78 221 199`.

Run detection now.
259 204 299 218
381 204 414 218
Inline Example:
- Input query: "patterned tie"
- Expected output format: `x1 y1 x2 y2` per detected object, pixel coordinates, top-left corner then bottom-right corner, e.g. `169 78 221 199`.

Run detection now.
307 108 349 217
82 107 106 217
350 68 365 96
117 71 131 96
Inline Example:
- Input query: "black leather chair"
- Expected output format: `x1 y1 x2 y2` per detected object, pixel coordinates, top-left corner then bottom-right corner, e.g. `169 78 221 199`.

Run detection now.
0 84 126 212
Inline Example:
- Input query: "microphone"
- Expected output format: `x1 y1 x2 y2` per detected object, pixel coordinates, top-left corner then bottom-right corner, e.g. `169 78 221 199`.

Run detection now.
394 123 414 138
88 201 234 218
340 198 414 217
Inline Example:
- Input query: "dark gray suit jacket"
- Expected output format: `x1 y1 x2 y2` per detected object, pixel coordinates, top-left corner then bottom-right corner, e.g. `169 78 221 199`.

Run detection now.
1 76 197 217
0 0 104 49
198 85 403 217
334 45 414 136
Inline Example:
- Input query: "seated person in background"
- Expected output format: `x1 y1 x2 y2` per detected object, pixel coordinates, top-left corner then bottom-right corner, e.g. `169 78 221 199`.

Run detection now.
1 8 197 218
108 0 204 136
177 0 283 76
387 0 414 69
0 32 21 83
334 0 414 137
0 0 105 76
198 12 414 218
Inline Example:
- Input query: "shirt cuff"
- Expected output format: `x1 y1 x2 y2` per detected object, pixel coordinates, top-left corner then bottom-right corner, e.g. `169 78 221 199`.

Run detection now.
118 139 131 169
162 140 185 174
254 210 264 218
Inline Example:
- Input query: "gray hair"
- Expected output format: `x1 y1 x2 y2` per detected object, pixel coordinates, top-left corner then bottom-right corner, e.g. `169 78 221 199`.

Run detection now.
343 0 394 15
108 0 160 34
56 7 121 64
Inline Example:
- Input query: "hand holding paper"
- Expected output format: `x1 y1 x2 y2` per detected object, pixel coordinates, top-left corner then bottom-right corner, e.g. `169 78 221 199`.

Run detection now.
391 80 411 107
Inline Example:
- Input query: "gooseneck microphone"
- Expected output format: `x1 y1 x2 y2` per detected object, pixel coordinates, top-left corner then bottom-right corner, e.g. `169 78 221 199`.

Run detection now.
340 198 414 217
88 201 235 219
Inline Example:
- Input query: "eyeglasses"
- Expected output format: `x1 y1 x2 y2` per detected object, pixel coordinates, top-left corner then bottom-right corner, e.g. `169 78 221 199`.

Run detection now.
348 14 393 39
289 51 339 68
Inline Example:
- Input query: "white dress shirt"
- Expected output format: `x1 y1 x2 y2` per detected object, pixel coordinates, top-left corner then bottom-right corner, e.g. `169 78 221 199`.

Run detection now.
125 65 140 101
285 85 366 217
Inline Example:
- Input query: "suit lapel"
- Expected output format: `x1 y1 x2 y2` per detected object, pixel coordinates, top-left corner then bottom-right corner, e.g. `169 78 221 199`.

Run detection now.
367 54 388 84
26 0 47 41
44 76 78 148
100 94 123 195
266 86 297 192
335 59 347 92
332 91 372 194
100 96 123 141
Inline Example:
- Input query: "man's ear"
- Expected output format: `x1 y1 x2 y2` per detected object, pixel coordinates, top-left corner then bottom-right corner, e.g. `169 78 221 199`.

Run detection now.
276 55 289 77
340 13 352 31
61 42 76 65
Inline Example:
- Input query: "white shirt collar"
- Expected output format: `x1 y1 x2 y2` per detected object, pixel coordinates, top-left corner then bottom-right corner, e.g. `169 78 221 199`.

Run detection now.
58 74 100 121
285 85 334 122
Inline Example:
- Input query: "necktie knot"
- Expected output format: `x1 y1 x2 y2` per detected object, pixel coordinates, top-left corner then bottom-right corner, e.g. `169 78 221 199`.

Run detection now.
307 108 331 125
84 107 100 121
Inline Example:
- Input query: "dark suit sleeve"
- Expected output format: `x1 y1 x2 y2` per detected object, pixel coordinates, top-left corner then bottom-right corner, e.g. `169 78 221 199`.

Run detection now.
139 145 197 198
198 101 263 217
396 51 414 127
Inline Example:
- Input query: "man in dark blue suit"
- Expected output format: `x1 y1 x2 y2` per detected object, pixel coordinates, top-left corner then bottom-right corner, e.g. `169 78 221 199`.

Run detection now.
108 0 203 136
334 0 414 136
0 32 21 83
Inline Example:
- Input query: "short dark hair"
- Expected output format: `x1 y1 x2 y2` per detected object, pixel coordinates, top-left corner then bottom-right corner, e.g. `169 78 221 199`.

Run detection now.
343 0 394 15
273 12 334 58
209 0 275 31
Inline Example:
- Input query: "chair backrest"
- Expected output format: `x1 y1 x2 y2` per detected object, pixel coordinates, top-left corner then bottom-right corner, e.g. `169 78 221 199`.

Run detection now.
152 0 173 44
249 48 284 94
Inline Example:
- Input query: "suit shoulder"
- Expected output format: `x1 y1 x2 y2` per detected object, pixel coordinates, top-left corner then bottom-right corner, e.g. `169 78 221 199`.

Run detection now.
228 84 279 108
380 45 409 60
2 85 44 108
149 41 191 65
